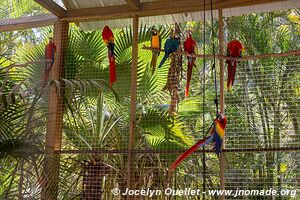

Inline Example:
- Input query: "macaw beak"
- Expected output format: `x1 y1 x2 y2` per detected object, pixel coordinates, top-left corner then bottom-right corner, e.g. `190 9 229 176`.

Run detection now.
173 33 179 38
217 112 225 119
152 29 157 34
220 113 225 119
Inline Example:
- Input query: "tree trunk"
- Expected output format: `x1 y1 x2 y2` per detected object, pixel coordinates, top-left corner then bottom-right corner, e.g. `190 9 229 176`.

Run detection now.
18 160 24 200
274 107 282 200
82 157 111 200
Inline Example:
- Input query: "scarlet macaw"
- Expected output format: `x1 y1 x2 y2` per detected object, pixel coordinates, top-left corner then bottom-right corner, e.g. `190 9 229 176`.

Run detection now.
184 31 196 97
226 39 244 91
169 113 227 171
150 28 161 73
158 33 180 68
102 26 116 87
43 37 56 82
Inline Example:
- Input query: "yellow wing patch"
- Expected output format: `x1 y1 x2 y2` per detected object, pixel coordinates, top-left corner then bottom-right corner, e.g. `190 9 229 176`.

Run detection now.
215 121 225 138
152 35 160 49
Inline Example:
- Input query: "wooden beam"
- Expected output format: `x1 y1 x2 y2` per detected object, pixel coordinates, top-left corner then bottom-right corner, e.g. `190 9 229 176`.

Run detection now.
0 14 57 32
218 3 226 200
34 0 68 18
127 14 139 199
54 146 300 154
125 0 141 11
0 0 289 32
41 20 69 200
67 4 132 21
63 0 287 22
62 0 72 10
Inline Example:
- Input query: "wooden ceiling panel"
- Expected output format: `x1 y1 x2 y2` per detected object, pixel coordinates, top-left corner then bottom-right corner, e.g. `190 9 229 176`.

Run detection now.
125 0 142 10
64 0 287 22
1 0 292 32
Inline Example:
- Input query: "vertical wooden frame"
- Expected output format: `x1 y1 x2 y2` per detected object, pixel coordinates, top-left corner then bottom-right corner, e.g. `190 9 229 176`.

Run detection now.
41 20 69 200
218 2 226 200
127 14 139 199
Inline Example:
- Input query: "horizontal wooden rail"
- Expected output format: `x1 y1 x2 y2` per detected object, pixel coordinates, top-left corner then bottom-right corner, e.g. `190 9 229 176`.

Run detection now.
13 146 300 155
0 14 57 32
53 146 300 154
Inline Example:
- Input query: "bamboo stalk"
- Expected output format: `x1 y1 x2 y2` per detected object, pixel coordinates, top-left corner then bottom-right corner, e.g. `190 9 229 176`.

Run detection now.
142 45 300 61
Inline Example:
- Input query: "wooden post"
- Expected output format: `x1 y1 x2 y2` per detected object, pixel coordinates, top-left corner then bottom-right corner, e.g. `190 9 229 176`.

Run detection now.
218 2 226 200
127 14 139 199
41 20 68 200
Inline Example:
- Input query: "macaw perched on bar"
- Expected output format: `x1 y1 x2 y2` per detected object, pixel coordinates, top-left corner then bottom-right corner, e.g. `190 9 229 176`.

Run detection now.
43 37 56 82
184 31 196 97
158 32 180 69
226 39 244 91
102 26 116 87
169 113 227 172
150 28 161 73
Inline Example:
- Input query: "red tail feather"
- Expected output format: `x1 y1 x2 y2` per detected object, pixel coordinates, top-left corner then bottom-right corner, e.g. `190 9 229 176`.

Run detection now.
227 60 237 91
169 137 208 172
227 61 233 91
232 61 237 86
108 52 116 87
185 58 194 97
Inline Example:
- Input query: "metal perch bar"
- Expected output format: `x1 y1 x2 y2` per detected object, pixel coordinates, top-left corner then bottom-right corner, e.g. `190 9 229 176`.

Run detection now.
142 45 300 61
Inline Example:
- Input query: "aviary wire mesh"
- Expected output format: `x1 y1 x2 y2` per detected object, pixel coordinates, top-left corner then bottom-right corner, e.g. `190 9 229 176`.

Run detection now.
0 5 300 200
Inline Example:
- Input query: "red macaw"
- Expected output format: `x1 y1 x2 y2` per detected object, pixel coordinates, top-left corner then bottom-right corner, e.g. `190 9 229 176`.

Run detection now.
169 113 227 172
102 26 116 87
43 37 56 82
226 39 244 91
184 31 196 97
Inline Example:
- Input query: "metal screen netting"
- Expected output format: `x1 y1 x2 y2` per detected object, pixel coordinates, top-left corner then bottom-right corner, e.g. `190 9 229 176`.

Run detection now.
225 152 300 199
226 59 300 149
0 6 300 200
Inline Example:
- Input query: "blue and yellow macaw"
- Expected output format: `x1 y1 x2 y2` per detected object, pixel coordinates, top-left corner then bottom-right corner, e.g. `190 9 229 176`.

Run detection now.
150 28 161 73
158 32 180 68
169 113 227 171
